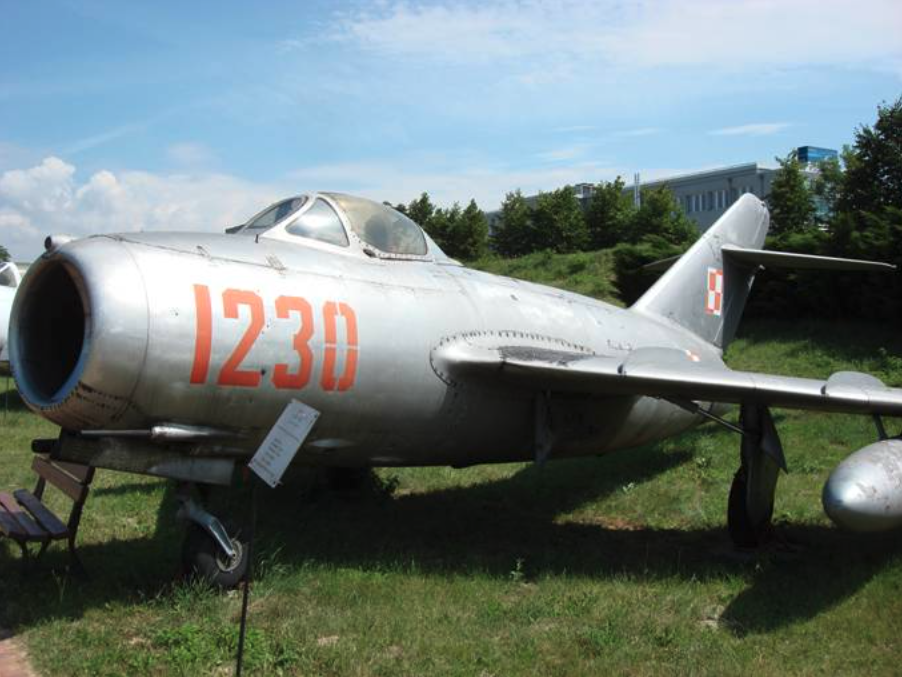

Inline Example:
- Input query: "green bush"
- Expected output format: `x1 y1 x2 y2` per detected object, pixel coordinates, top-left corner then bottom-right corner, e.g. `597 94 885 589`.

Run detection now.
612 237 689 305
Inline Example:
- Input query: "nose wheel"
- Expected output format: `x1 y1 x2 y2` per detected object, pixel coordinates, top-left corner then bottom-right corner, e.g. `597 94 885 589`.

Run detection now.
182 520 249 588
176 484 249 588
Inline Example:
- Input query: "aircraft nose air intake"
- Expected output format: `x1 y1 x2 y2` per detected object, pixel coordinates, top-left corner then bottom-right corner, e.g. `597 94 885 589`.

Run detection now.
10 237 149 430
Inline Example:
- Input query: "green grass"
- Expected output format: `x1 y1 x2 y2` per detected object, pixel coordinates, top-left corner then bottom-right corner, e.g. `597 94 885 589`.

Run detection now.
470 249 620 304
2 304 902 673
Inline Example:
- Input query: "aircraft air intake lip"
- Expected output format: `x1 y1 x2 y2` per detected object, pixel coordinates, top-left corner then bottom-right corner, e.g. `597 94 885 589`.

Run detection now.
10 237 150 430
10 256 90 409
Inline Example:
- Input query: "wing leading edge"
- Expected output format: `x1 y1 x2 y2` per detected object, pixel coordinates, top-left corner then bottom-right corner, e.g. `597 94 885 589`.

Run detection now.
433 340 902 416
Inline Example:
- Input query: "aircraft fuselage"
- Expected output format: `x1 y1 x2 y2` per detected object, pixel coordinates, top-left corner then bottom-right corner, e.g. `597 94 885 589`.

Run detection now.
13 232 718 468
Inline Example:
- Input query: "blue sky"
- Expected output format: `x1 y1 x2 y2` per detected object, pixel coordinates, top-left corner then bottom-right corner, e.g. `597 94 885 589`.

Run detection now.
1 0 900 260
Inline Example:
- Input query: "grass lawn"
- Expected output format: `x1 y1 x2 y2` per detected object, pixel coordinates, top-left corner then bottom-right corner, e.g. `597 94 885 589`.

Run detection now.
470 249 621 304
2 317 902 676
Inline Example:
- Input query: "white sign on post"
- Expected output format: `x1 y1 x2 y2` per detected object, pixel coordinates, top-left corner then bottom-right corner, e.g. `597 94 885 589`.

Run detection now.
249 399 320 488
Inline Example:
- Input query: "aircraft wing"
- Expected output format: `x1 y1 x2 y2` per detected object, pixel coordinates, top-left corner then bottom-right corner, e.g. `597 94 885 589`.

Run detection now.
436 342 902 416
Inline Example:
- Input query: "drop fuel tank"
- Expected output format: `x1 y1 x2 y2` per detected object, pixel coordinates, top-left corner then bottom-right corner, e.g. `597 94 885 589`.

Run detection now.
823 439 902 532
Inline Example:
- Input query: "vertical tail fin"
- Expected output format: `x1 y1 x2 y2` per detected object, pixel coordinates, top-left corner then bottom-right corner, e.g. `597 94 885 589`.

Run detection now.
631 194 769 349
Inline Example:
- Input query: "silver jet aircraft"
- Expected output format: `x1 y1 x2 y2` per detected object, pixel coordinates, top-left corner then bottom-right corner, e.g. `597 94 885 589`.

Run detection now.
8 192 902 585
0 260 23 373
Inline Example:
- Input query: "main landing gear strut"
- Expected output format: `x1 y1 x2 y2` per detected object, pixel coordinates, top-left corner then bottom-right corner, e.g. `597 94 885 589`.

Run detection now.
671 400 788 547
727 404 787 547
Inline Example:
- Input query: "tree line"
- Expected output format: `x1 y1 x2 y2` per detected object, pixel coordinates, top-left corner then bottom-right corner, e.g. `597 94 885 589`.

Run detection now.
750 96 902 322
391 196 489 261
392 175 697 274
492 181 698 257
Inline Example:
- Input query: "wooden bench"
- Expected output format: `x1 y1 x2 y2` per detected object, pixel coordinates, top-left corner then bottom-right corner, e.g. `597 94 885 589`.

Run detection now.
0 454 95 573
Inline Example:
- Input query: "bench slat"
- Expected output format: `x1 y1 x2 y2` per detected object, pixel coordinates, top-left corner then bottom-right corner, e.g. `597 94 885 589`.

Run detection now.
54 461 92 483
14 490 68 539
32 457 86 502
0 510 27 539
0 492 48 541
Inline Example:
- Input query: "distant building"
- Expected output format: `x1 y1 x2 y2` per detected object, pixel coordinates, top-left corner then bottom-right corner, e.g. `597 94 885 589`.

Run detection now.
797 146 838 165
487 146 836 235
623 162 777 231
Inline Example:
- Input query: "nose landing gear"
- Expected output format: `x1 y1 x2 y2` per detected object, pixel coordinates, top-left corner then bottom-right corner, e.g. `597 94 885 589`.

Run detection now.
182 519 248 588
176 485 249 588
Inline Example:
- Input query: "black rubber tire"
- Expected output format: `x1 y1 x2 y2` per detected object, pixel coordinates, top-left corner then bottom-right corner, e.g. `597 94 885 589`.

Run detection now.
727 467 764 548
182 521 248 589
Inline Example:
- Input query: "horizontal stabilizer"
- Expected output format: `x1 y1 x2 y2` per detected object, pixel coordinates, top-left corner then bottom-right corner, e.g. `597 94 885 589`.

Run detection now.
640 247 895 275
722 245 895 272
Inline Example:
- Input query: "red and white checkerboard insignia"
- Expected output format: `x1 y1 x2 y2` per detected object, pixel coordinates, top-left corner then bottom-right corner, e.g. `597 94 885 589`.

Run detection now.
705 267 723 316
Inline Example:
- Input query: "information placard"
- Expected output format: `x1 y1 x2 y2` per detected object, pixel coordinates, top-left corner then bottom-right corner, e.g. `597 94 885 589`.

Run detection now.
248 400 319 488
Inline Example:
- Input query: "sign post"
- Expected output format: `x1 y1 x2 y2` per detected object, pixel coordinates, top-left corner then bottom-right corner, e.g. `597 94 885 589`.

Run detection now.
248 400 320 488
236 400 319 676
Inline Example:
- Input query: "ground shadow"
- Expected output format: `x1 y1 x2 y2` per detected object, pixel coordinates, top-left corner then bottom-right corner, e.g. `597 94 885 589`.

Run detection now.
719 525 902 635
0 482 184 629
249 454 902 635
0 386 28 413
1 427 900 639
0 436 685 629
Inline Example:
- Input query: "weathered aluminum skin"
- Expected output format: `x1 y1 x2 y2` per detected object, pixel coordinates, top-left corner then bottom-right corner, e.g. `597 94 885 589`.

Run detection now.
0 285 13 368
633 196 769 349
11 216 713 468
0 261 21 370
823 439 902 532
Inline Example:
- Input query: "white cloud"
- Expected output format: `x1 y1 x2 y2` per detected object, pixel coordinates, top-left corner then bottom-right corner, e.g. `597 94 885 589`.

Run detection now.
331 0 902 75
64 107 188 156
535 145 590 163
0 155 715 261
65 122 148 155
0 210 37 244
167 142 216 167
333 3 537 64
0 157 76 212
0 157 284 261
709 122 791 137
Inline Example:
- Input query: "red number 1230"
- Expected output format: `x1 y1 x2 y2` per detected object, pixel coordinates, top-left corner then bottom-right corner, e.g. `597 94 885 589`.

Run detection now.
189 284 358 392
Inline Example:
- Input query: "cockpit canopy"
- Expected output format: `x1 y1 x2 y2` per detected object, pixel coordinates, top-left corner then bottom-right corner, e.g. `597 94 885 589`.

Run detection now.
326 193 427 256
241 197 307 234
234 192 432 259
